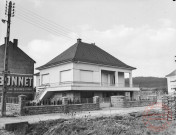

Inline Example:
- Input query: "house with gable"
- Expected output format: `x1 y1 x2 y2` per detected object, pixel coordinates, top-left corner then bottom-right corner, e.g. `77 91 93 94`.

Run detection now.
35 39 140 101
0 39 36 100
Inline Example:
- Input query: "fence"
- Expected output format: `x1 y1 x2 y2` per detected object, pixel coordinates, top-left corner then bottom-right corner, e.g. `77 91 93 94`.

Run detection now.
0 96 19 104
23 96 99 115
25 98 93 106
100 97 111 103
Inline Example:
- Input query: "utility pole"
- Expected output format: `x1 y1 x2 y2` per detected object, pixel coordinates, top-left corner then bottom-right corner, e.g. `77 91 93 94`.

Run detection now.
1 1 15 117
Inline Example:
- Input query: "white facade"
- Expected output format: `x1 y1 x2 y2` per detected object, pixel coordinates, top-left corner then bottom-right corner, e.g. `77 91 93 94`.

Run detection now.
166 74 176 94
36 62 135 87
36 62 139 100
36 63 73 87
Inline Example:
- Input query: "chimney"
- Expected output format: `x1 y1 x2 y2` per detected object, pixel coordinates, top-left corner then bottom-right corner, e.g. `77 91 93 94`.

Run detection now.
13 39 18 47
77 38 82 43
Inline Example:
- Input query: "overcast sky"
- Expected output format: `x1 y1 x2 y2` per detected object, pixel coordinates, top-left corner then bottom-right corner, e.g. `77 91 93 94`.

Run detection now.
0 0 176 77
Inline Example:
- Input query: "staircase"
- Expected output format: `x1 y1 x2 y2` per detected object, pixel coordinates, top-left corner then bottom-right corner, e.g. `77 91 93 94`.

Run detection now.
34 86 48 102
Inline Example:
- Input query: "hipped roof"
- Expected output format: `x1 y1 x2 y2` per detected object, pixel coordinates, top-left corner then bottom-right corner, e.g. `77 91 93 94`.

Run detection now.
37 39 136 70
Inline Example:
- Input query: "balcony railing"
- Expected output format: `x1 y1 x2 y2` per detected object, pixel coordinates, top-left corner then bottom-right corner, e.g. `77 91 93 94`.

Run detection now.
37 81 139 88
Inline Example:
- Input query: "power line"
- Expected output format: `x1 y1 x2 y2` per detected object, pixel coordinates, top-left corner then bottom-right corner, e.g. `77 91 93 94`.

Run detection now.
16 15 74 41
18 5 80 36
17 10 78 39
16 6 79 40
16 12 76 40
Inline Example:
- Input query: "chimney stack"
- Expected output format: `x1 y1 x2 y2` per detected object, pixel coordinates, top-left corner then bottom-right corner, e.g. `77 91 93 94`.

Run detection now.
77 38 82 43
13 39 18 47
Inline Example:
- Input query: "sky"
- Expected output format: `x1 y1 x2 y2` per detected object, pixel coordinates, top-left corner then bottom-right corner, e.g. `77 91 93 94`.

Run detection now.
0 0 176 77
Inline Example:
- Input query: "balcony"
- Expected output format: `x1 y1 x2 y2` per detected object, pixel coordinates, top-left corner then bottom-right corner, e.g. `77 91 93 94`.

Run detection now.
37 81 139 92
35 81 140 101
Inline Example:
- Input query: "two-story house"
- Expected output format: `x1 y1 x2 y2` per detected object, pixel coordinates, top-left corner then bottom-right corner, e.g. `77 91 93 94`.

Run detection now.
35 39 139 101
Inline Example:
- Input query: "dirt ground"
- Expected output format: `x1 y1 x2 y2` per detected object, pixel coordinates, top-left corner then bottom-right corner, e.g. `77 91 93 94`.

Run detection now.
12 110 176 135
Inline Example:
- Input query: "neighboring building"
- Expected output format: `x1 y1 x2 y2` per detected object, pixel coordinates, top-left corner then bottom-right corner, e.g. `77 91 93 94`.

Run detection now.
0 39 36 100
35 39 140 101
166 70 176 94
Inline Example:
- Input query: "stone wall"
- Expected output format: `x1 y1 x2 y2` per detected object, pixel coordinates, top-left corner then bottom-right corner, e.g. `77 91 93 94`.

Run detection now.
23 103 100 115
0 103 20 115
123 100 156 108
1 95 100 116
6 103 20 114
111 96 125 108
24 105 64 115
111 95 157 108
162 95 176 121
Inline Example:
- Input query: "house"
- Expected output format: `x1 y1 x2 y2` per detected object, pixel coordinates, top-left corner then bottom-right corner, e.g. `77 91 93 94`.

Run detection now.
166 69 176 94
35 39 140 101
0 38 36 100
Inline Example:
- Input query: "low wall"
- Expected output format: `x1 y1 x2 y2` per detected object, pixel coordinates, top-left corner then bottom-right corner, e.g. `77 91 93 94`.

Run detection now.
123 100 157 108
24 105 64 115
111 96 157 108
24 103 100 115
0 103 20 115
111 96 125 108
1 96 100 116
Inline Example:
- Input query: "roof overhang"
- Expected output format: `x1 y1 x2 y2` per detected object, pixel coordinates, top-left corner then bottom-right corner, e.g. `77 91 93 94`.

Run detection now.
36 60 136 71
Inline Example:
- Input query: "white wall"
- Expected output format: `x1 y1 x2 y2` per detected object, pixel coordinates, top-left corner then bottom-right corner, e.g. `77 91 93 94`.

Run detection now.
36 76 40 87
73 63 132 84
73 63 100 83
38 62 133 86
60 69 72 82
41 74 49 84
80 70 93 82
39 63 73 84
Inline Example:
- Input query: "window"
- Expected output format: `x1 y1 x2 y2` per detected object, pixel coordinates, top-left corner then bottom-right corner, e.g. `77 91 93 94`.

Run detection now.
60 70 72 82
42 74 49 85
101 72 108 84
101 70 115 85
80 70 93 82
